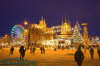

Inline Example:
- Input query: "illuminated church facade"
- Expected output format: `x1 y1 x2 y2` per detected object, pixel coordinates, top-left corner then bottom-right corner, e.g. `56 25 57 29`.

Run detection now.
32 16 73 39
31 16 73 46
58 17 73 39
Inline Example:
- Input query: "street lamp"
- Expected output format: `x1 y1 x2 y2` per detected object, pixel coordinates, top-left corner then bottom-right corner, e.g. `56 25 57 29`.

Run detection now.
24 21 31 49
24 21 28 25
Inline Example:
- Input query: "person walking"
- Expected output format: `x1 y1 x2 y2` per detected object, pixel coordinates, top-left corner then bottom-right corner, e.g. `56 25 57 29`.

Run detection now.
89 47 94 60
42 46 45 54
62 45 64 50
97 47 100 60
10 46 14 55
33 46 36 53
40 46 43 54
30 47 33 54
54 45 57 51
19 45 26 60
40 46 45 54
74 47 84 66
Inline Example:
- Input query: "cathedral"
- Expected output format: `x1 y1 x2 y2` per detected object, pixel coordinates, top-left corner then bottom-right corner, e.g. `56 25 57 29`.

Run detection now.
31 16 73 46
24 16 84 47
32 16 73 40
58 17 73 39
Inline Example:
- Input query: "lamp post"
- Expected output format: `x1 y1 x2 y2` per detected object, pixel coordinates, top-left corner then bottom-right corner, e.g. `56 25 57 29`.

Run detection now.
24 21 31 49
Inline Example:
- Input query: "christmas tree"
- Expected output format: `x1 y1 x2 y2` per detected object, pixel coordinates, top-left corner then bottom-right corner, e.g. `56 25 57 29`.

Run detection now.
72 21 83 44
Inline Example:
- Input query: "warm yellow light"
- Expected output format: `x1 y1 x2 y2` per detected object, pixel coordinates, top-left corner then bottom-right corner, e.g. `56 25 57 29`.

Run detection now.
81 23 88 25
32 24 34 27
5 35 7 37
24 21 28 25
25 29 28 32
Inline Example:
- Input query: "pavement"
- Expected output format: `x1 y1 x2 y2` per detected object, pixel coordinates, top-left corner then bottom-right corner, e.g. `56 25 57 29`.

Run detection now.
0 48 100 66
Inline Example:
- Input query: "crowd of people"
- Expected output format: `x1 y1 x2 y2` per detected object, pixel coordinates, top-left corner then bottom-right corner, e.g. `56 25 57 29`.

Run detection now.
9 45 46 60
9 45 100 66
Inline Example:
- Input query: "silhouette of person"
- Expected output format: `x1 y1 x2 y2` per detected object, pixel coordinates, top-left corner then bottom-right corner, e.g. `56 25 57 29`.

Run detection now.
40 46 45 54
89 47 94 60
74 47 84 66
62 45 64 50
40 46 43 54
54 45 57 51
10 46 14 55
97 47 100 60
30 47 33 54
19 45 26 59
33 46 36 53
42 46 45 54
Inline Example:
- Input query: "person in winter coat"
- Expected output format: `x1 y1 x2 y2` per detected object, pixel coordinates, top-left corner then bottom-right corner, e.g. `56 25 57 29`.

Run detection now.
89 47 94 60
74 47 84 66
10 46 14 55
19 45 26 59
97 47 100 60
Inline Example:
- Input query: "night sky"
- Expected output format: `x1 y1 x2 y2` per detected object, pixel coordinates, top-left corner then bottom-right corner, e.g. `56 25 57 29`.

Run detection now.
0 0 100 36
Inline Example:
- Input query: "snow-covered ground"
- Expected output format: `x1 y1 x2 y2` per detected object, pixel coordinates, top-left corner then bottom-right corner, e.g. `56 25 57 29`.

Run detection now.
0 48 100 66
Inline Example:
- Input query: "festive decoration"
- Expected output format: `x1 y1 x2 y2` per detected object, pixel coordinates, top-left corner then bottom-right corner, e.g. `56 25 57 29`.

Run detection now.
72 21 83 44
82 23 89 47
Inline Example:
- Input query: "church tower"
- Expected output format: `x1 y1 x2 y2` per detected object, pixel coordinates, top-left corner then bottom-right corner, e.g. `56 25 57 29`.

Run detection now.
39 16 47 29
61 16 72 35
67 16 71 29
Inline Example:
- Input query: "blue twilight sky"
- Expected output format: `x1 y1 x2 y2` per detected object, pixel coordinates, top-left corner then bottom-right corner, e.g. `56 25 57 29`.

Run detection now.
0 0 100 36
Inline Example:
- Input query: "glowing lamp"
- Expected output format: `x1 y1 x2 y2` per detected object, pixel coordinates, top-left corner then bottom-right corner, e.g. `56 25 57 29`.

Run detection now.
24 21 28 25
81 23 88 26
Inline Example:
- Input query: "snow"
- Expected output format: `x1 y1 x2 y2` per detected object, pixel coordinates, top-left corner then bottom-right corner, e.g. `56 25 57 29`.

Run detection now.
0 48 100 66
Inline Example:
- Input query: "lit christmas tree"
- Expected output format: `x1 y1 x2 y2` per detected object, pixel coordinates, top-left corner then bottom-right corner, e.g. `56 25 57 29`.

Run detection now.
72 21 83 44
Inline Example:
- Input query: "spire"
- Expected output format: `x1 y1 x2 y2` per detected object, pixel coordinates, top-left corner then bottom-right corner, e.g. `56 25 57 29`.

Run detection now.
41 16 44 20
64 16 67 23
67 16 70 25
67 16 71 28
41 16 46 24
39 16 44 24
43 19 46 24
67 16 70 23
